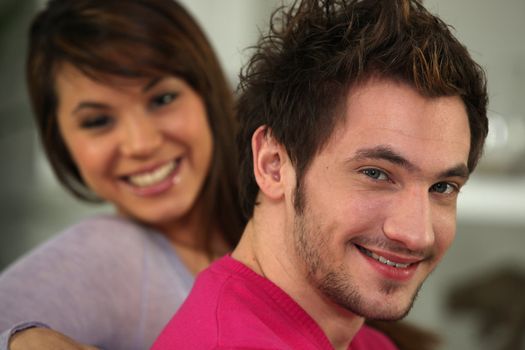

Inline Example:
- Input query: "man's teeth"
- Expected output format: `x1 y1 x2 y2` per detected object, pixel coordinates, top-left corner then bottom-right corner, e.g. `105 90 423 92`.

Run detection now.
128 161 176 187
357 246 411 268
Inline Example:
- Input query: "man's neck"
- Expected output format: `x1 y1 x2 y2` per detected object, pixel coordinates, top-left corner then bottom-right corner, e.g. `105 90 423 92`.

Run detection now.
232 207 365 349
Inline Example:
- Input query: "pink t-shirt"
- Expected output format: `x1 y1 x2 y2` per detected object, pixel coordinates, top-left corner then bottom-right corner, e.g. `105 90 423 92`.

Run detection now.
152 255 398 350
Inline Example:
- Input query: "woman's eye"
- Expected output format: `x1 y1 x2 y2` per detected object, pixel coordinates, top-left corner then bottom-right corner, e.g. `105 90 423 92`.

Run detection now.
361 168 389 181
80 115 112 129
430 182 457 194
151 92 177 108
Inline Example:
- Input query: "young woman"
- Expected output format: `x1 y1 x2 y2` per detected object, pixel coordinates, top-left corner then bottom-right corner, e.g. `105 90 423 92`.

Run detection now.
0 0 244 349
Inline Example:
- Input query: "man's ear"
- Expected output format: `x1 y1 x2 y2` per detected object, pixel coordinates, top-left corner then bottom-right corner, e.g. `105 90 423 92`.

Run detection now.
251 126 287 200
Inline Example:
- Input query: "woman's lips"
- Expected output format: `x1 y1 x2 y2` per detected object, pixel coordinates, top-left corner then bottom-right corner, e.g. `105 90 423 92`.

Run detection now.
126 159 180 187
120 158 183 196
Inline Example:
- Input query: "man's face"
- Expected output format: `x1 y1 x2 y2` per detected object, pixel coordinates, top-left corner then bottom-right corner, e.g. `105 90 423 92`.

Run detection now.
291 78 471 320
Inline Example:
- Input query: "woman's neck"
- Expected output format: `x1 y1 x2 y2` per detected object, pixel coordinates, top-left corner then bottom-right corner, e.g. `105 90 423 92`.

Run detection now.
152 202 230 275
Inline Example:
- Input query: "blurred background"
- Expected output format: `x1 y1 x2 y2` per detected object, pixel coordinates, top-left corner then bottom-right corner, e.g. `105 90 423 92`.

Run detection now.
0 0 523 349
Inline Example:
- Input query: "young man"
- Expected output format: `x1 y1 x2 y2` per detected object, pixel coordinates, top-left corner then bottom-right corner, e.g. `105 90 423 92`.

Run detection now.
153 0 488 349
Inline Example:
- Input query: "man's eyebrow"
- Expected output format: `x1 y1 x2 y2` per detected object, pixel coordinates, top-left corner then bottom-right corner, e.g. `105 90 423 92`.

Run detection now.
349 145 470 180
350 145 419 172
438 164 470 180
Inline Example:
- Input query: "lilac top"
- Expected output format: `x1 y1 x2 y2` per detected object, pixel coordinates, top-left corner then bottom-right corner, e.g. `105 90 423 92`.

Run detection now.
0 214 194 350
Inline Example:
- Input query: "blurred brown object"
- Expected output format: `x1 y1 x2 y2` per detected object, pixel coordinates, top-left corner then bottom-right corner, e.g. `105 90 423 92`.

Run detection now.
447 266 525 350
366 320 441 350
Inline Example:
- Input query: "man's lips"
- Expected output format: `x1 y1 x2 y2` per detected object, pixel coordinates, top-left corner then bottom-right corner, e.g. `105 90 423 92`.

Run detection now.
355 244 423 269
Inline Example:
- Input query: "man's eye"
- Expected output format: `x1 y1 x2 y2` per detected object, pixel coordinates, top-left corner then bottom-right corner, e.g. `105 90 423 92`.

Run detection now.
430 182 457 194
151 92 177 108
80 115 112 129
361 168 389 181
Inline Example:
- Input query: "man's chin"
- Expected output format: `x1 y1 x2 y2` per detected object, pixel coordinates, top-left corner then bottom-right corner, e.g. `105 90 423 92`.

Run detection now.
330 286 418 321
363 308 411 322
343 301 411 321
363 282 423 320
318 272 420 321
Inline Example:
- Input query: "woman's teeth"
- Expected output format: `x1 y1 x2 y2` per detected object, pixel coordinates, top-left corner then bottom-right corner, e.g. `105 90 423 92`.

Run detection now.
128 161 177 187
357 245 411 269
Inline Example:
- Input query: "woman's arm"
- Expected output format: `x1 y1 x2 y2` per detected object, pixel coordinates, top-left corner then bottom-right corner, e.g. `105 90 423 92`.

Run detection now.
7 327 100 350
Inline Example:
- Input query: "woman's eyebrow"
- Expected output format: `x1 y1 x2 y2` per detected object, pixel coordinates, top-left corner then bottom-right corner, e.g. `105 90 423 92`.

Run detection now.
71 77 165 115
72 101 110 115
143 77 162 92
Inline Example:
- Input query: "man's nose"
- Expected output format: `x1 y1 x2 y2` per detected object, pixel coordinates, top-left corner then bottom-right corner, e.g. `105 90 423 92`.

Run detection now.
119 116 162 158
382 186 435 253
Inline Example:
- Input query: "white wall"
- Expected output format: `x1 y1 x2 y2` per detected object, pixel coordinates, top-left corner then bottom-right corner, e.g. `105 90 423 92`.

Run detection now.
177 0 281 84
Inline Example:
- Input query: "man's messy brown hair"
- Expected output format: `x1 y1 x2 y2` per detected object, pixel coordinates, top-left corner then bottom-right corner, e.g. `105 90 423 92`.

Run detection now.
237 0 488 219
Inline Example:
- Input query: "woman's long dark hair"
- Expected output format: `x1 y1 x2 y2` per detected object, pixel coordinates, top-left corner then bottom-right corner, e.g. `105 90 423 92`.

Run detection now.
27 0 245 251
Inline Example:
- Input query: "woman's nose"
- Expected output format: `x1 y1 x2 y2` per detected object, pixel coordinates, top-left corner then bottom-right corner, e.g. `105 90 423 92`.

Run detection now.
119 116 162 158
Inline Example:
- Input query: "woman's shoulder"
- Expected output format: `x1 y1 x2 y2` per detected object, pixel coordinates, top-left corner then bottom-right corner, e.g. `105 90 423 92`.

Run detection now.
0 214 153 280
59 214 149 243
61 213 148 239
51 214 166 268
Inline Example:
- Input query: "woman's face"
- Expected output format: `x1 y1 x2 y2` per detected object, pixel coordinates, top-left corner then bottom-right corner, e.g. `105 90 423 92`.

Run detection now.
56 63 214 229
